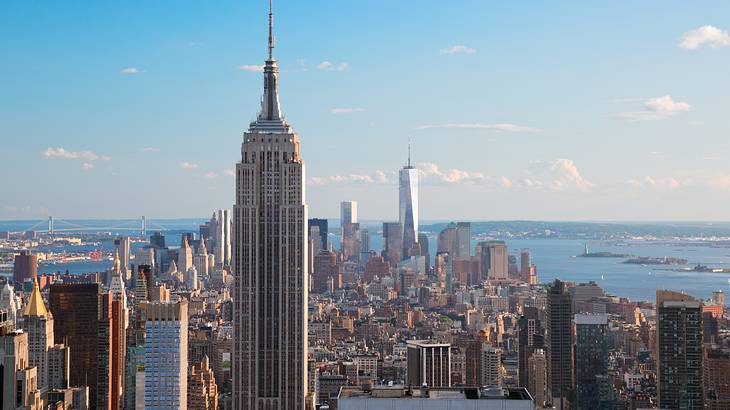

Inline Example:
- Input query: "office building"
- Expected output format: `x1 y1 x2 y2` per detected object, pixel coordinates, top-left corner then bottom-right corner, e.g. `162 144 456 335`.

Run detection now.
574 314 609 410
107 252 128 410
476 241 508 280
418 233 430 272
20 279 54 394
455 222 471 259
48 344 70 390
340 201 360 261
546 279 573 409
704 347 730 409
312 250 340 294
0 314 42 410
656 290 703 410
480 344 503 387
528 349 547 408
406 340 451 388
308 218 328 252
178 236 194 274
233 3 309 408
113 237 131 279
150 232 166 249
518 306 543 390
144 300 189 409
13 250 38 285
49 283 103 405
338 386 534 410
383 221 403 265
399 147 419 260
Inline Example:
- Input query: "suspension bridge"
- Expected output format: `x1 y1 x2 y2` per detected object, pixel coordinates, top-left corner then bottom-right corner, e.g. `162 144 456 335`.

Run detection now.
15 216 169 235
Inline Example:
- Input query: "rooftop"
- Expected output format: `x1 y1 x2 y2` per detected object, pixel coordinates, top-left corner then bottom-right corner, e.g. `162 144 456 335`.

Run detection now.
338 385 533 402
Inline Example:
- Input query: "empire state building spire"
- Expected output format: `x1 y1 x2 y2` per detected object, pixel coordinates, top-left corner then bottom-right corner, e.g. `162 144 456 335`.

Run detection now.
258 0 283 123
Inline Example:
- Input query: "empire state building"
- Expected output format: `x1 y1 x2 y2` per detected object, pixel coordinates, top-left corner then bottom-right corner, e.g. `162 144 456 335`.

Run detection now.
233 2 309 409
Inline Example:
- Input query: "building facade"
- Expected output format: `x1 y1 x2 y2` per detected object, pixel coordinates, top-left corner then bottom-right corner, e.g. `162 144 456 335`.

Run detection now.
144 300 189 409
233 3 309 409
656 290 703 410
406 340 451 388
399 151 419 260
546 279 573 408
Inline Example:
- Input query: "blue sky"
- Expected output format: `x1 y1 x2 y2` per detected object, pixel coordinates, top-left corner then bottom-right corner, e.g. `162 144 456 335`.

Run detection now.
1 1 729 221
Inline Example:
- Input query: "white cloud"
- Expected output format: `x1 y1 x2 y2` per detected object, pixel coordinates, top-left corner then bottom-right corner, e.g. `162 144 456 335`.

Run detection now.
81 163 95 170
317 61 349 71
239 65 264 72
679 25 730 50
224 169 236 177
440 45 477 55
628 176 682 189
330 108 365 115
179 162 199 169
120 67 141 74
204 171 218 179
141 147 160 152
616 95 690 121
644 95 690 113
417 123 542 133
524 159 593 192
310 170 394 186
43 147 110 161
418 162 512 187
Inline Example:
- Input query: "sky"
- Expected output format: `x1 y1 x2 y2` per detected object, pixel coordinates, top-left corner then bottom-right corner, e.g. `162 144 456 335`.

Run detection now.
1 1 729 221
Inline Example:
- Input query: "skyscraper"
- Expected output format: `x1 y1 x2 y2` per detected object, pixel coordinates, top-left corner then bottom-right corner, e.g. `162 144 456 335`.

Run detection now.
399 146 418 260
49 283 103 405
178 235 194 273
201 209 233 268
0 314 42 409
518 306 543 390
340 201 359 261
574 314 609 410
476 241 508 280
383 222 403 265
233 2 309 408
341 201 357 226
307 218 328 252
546 279 573 409
656 290 703 410
107 251 128 410
20 279 54 394
144 300 189 409
455 222 471 259
113 237 131 279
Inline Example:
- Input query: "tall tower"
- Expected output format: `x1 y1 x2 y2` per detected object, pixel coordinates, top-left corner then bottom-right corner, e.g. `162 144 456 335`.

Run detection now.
656 290 703 410
399 143 419 261
20 279 54 395
233 1 309 408
143 300 189 409
546 279 574 409
340 201 359 261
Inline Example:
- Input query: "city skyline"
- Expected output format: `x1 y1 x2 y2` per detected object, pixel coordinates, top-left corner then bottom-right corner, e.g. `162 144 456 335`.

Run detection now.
2 1 730 221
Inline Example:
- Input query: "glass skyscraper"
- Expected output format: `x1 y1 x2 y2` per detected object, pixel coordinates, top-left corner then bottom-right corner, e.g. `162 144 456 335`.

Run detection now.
399 149 418 261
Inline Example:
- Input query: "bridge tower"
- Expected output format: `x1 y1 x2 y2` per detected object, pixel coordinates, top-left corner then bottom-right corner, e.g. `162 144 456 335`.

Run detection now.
48 216 54 235
141 216 147 237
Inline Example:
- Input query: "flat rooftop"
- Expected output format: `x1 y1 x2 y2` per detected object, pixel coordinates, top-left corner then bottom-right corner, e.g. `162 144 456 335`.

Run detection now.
338 386 533 401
